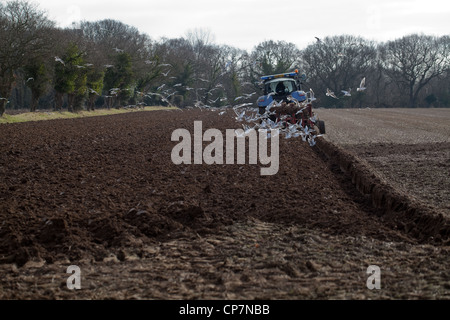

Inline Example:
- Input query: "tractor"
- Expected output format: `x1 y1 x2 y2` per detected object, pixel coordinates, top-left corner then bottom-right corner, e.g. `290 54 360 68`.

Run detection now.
256 70 325 135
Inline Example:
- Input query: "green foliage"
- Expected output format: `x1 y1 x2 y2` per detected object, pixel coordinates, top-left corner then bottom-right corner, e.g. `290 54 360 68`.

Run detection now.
87 69 104 94
103 52 133 107
53 43 89 112
86 68 104 110
54 43 82 94
24 60 48 111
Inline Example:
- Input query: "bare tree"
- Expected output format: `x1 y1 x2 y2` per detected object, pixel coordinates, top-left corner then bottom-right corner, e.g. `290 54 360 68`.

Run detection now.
249 40 301 76
300 35 377 107
151 37 196 106
380 34 450 108
0 0 54 115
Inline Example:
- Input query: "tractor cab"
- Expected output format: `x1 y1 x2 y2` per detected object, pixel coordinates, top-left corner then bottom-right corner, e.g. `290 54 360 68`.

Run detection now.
257 70 307 113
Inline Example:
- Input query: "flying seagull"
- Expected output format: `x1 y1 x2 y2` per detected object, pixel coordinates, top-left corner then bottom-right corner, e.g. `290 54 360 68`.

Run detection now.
357 77 366 91
55 56 65 65
326 88 338 99
341 89 352 97
88 88 99 95
309 88 316 102
315 37 321 42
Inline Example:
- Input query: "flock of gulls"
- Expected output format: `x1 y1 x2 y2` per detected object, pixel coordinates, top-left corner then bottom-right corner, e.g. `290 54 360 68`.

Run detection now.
0 52 368 151
211 76 367 148
220 95 323 147
326 77 366 99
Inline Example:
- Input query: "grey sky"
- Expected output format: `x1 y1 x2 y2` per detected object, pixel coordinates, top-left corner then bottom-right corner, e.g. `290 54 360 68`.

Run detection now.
30 0 450 51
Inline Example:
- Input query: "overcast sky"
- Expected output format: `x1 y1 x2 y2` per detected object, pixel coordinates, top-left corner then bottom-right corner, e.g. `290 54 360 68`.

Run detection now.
28 0 450 51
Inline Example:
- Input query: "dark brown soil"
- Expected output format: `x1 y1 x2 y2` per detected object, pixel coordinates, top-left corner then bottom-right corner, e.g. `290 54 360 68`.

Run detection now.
0 108 449 300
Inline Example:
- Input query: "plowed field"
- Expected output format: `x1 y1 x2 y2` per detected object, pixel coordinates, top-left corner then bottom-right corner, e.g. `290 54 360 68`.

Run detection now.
0 107 449 300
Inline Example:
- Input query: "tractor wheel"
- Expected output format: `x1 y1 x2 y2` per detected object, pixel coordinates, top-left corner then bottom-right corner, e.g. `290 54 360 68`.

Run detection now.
317 120 326 134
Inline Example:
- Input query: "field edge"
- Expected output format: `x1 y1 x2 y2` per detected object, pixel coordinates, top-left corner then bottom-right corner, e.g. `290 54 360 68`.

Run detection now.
0 106 179 124
315 137 450 245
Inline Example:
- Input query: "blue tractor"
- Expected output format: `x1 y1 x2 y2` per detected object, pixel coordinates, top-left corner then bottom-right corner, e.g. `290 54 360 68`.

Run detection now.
256 70 325 134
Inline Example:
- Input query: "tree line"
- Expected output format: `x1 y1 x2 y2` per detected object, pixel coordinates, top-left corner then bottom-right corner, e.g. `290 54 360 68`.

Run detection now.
1 0 449 117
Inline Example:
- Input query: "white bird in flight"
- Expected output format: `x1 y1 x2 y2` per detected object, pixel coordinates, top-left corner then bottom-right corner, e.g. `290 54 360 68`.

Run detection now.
89 88 99 95
308 88 316 102
357 77 366 91
326 88 338 99
55 56 65 66
341 89 351 97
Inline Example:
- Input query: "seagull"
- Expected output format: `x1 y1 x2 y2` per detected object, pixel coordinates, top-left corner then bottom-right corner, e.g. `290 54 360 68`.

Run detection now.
26 77 34 82
109 88 120 96
326 88 338 99
234 129 246 138
341 89 352 97
234 103 253 109
308 137 317 147
295 106 308 115
165 91 177 99
55 56 65 65
113 47 124 53
244 92 257 99
161 70 170 77
234 109 246 121
315 37 322 42
173 83 182 87
88 88 99 95
158 64 172 68
308 88 317 102
104 64 114 68
357 77 366 91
